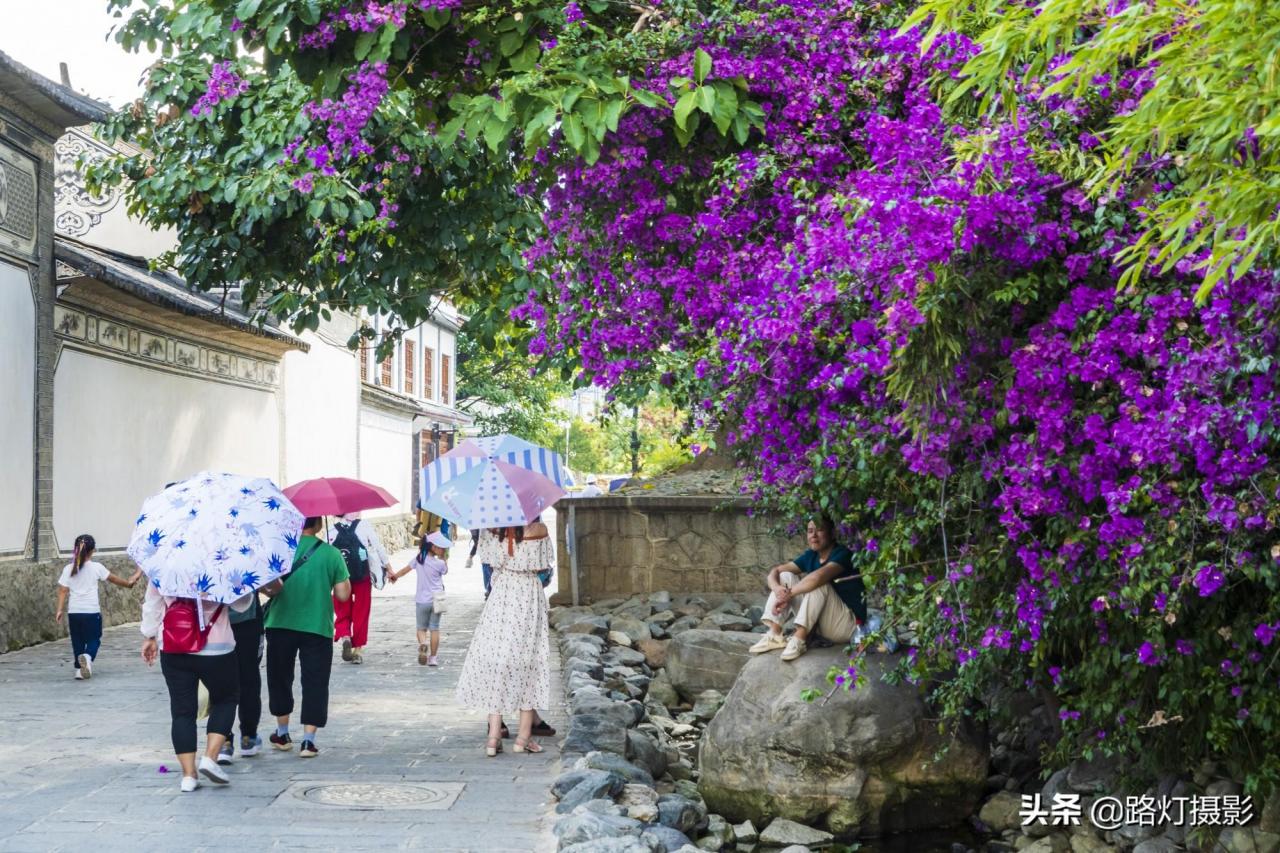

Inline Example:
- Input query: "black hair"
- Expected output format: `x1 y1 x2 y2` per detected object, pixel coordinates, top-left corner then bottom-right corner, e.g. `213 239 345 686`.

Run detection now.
304 516 322 530
808 515 837 538
71 534 95 576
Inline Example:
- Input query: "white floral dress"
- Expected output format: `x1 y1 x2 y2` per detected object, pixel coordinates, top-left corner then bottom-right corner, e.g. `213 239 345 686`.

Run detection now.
455 530 552 714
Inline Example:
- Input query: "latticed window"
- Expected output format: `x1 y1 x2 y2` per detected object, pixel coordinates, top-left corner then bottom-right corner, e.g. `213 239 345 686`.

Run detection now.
380 345 393 388
404 340 416 395
441 354 452 405
424 347 435 400
358 325 371 381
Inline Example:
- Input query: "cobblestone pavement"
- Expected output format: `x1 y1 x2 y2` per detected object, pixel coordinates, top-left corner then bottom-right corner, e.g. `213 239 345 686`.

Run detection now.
0 547 565 852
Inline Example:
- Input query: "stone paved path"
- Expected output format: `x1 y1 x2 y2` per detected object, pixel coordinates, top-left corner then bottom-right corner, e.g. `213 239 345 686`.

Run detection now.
0 547 565 852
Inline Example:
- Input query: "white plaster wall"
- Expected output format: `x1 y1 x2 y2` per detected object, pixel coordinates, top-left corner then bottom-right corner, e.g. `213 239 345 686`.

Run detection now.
53 351 280 550
281 319 361 486
359 405 413 521
441 328 456 406
0 260 35 552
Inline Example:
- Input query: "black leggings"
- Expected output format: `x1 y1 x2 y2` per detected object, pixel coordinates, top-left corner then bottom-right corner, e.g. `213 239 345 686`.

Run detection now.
160 651 239 754
231 618 264 739
266 628 333 728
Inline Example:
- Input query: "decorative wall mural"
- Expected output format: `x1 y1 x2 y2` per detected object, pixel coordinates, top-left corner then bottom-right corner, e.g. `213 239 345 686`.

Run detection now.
0 142 39 259
53 305 280 390
53 131 123 239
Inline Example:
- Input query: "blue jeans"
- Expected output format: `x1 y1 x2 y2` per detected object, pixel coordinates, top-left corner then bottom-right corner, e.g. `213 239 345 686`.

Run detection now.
67 613 102 662
481 563 492 597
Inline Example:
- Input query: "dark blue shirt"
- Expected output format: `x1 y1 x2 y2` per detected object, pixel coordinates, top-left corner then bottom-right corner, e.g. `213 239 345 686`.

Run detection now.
792 545 867 623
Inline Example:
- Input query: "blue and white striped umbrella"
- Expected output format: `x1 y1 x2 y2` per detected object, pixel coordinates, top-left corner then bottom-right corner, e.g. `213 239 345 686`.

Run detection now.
420 435 568 529
421 434 570 505
126 472 304 603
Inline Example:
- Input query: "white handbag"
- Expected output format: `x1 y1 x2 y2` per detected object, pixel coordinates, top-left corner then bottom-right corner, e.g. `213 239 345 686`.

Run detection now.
432 592 448 615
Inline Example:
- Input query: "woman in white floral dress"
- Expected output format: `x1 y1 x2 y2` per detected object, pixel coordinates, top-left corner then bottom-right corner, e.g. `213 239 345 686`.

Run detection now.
456 519 552 755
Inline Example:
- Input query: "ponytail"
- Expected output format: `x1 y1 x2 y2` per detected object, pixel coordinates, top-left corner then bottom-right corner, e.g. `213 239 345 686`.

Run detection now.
418 534 430 564
71 533 96 576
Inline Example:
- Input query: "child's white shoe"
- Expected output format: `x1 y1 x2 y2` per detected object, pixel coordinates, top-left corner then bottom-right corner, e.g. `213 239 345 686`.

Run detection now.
428 655 439 667
180 776 199 793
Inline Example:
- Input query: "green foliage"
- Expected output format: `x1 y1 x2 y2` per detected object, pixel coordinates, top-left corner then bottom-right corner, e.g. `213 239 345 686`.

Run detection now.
89 0 764 346
454 333 563 442
908 0 1280 301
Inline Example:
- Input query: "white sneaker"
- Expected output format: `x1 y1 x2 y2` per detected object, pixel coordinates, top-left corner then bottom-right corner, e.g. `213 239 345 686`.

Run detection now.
78 654 92 679
198 755 230 784
780 636 808 662
428 655 439 667
749 633 787 655
180 776 199 793
73 670 83 680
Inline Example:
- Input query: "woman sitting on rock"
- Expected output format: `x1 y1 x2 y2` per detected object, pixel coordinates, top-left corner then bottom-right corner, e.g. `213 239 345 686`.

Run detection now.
748 515 867 661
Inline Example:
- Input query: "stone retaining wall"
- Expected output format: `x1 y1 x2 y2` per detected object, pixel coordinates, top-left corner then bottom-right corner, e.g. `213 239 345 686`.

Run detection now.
0 553 144 653
554 496 803 603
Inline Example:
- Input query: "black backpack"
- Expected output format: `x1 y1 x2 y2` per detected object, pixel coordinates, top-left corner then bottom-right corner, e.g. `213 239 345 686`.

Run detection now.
331 520 369 582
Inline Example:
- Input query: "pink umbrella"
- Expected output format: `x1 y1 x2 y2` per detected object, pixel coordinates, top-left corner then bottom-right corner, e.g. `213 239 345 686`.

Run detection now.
283 477 398 517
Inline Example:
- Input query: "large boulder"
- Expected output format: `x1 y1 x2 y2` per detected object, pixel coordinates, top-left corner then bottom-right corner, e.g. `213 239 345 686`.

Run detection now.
664 630 760 701
698 649 987 839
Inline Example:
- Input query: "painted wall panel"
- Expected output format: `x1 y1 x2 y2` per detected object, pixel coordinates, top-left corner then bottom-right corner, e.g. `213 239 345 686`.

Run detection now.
53 350 279 550
0 260 35 552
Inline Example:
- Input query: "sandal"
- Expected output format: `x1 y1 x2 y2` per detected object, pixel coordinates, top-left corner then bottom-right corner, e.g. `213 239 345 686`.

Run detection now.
513 737 543 754
499 723 510 739
531 720 557 737
485 736 502 758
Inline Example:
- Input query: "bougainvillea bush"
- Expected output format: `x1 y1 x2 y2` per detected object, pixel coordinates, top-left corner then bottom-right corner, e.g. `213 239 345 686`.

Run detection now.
100 0 1280 792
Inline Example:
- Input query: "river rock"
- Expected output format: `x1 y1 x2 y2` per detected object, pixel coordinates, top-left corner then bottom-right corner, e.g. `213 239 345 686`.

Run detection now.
560 838 660 853
564 714 629 756
665 630 760 701
628 729 669 779
1215 828 1280 853
979 791 1025 832
703 612 753 632
556 770 628 813
609 631 636 648
657 794 705 834
698 650 987 838
565 615 612 638
1130 839 1181 853
612 615 654 642
555 811 647 848
696 815 734 851
758 818 835 848
610 646 650 668
566 657 607 682
667 616 702 636
733 820 758 844
691 689 725 722
642 826 695 853
637 639 671 669
648 670 681 708
581 751 657 787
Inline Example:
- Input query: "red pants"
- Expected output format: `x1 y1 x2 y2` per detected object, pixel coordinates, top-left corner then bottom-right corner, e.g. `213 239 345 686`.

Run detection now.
333 577 373 647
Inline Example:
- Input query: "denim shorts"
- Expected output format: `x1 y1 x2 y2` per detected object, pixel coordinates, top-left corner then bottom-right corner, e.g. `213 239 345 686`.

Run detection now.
415 602 441 630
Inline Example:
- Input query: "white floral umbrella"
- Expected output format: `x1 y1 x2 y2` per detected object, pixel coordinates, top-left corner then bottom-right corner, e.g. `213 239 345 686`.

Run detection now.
127 471 304 603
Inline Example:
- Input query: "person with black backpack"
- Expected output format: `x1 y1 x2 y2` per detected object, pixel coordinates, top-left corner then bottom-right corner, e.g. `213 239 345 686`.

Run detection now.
327 512 389 665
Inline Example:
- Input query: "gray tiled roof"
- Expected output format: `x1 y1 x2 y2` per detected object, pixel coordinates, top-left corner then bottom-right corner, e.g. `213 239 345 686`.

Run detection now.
55 236 307 350
0 49 111 130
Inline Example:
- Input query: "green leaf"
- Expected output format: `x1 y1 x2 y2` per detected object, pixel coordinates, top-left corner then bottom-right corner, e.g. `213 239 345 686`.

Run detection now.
234 0 262 20
695 85 716 116
483 116 509 153
509 40 540 72
563 112 586 150
674 91 697 130
603 99 624 133
694 48 713 85
499 31 523 57
354 30 377 61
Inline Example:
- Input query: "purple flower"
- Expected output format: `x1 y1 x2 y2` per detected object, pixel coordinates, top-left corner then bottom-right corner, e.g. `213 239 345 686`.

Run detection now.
1194 564 1225 597
1256 623 1277 646
1137 642 1160 666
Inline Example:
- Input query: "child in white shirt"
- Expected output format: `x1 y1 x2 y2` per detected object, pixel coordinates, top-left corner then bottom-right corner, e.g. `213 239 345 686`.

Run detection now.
54 533 143 679
389 531 450 666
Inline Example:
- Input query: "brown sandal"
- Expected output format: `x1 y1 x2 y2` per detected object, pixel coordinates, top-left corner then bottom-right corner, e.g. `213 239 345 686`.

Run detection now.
513 737 543 754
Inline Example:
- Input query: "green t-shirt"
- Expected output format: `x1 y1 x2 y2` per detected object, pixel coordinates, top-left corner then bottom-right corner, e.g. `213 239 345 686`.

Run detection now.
264 536 349 638
792 544 867 624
